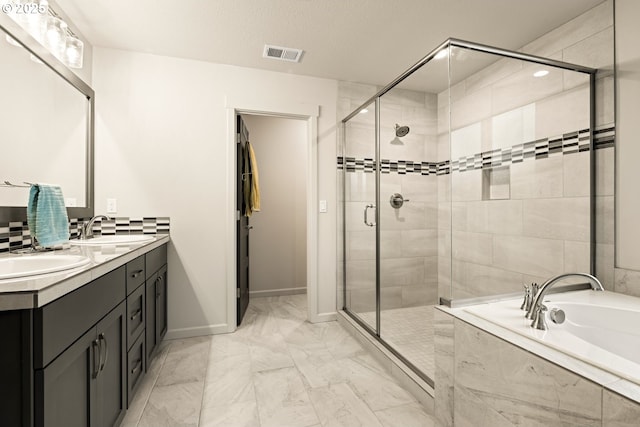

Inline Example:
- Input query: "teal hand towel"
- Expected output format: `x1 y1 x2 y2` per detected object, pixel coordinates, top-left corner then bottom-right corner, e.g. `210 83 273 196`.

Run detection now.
27 184 70 247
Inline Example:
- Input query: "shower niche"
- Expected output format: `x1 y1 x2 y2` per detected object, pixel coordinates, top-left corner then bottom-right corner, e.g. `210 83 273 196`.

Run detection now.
338 39 596 385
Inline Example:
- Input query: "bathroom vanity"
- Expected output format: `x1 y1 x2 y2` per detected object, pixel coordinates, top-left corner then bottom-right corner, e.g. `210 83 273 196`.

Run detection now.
0 236 169 427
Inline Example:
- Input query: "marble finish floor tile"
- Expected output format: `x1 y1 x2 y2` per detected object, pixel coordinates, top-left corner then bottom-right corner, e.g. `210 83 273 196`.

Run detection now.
126 294 434 426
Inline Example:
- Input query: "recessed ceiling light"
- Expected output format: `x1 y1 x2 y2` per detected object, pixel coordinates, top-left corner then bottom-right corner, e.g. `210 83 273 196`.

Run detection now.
360 108 369 114
434 49 448 60
533 70 549 77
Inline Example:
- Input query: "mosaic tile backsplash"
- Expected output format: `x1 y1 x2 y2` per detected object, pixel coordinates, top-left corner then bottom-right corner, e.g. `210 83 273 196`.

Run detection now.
0 217 170 253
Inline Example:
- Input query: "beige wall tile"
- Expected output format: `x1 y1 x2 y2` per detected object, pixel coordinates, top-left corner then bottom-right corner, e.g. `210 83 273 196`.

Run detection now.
401 174 437 202
564 240 591 274
491 62 564 116
511 156 564 199
452 261 524 299
563 151 590 197
380 257 425 287
454 320 602 426
603 389 640 427
401 229 438 257
614 267 640 298
596 196 614 244
596 147 615 197
521 0 613 57
596 76 615 126
491 104 535 150
451 122 482 160
596 243 614 291
523 197 590 241
451 86 492 130
493 235 564 278
451 169 482 202
452 231 492 265
535 84 590 139
466 200 523 236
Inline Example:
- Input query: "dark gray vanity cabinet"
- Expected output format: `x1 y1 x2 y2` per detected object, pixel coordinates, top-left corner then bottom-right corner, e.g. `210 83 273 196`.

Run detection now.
33 266 127 427
35 301 127 427
0 242 168 427
145 245 168 368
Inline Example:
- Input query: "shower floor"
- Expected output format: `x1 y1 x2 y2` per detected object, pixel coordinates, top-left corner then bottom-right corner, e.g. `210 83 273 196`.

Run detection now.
358 305 435 381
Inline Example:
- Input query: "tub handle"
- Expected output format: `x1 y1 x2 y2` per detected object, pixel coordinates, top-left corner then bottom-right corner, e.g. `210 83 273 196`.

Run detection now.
550 308 565 324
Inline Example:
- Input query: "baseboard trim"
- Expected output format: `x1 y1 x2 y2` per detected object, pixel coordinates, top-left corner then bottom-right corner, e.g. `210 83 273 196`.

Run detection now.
249 287 307 297
310 311 337 323
165 323 229 340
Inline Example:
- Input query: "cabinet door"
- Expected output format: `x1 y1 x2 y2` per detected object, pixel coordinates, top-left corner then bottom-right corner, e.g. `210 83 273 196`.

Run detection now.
36 327 99 427
145 272 157 368
155 265 168 343
96 301 127 427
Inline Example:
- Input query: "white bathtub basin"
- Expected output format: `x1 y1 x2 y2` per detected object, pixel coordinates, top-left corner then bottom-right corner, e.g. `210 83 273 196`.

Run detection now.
464 290 640 385
70 235 154 246
0 254 91 280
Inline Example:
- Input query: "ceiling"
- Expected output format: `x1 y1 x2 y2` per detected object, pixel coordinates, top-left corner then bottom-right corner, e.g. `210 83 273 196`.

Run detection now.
55 0 605 88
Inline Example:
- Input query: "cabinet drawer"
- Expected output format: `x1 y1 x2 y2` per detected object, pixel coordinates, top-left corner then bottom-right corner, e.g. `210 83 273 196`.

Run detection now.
127 332 145 407
126 255 146 295
146 244 167 279
34 266 126 369
126 285 145 350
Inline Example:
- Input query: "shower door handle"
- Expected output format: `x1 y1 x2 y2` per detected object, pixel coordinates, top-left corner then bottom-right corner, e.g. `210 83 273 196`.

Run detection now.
363 204 376 227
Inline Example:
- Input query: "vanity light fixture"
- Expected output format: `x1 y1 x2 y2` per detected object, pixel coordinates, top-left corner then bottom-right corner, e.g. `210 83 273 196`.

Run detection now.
5 0 84 69
533 70 549 77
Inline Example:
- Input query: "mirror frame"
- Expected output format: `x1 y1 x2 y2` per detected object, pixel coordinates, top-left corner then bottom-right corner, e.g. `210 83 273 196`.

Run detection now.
0 11 94 222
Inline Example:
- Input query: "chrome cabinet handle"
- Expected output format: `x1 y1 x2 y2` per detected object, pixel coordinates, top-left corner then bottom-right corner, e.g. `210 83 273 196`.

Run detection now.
130 308 142 321
130 359 142 375
131 269 143 278
363 204 376 227
92 339 100 379
99 333 108 372
245 225 253 230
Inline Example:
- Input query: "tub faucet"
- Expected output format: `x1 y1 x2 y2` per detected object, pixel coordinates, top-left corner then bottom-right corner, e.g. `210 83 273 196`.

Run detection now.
80 215 111 240
526 273 604 330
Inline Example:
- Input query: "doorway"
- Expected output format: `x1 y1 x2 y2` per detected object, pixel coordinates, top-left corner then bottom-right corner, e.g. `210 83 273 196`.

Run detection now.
236 114 308 325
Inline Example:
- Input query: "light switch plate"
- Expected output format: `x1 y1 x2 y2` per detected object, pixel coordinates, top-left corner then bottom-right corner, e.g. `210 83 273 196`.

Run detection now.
319 199 327 213
107 198 117 214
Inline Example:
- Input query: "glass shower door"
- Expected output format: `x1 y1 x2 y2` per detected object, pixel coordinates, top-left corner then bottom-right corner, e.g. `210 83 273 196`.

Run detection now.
343 100 378 331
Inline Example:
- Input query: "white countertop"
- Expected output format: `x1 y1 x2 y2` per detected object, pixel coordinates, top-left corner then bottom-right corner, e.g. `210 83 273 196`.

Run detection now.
0 235 170 310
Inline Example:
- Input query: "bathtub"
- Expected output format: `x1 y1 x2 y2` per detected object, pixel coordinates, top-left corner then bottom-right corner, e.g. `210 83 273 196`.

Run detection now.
464 289 640 385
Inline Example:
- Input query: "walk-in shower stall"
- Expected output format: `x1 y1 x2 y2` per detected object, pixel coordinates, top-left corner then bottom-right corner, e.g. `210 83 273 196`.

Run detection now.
338 39 596 384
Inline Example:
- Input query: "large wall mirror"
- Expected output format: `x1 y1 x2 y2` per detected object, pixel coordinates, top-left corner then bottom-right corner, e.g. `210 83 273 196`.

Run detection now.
0 12 93 222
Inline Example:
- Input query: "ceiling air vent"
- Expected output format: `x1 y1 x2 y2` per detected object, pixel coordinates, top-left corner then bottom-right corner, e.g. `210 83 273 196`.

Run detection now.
263 44 304 63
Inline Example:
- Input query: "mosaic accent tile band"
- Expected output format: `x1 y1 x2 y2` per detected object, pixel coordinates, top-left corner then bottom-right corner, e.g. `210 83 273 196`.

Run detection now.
338 126 615 175
0 217 170 253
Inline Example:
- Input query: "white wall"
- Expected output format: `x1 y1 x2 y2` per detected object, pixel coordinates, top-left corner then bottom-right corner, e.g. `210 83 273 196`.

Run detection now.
242 115 307 295
615 0 640 271
92 48 338 337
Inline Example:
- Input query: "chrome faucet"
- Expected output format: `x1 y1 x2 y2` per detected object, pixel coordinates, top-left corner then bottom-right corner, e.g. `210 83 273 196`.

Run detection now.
526 272 604 330
80 215 111 240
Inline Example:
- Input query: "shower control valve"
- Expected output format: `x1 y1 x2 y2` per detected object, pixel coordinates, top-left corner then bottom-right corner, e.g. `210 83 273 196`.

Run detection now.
390 193 409 209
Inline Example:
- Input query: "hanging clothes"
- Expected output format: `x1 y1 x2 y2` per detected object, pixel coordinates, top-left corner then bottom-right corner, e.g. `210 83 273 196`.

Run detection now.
243 141 261 217
247 141 261 212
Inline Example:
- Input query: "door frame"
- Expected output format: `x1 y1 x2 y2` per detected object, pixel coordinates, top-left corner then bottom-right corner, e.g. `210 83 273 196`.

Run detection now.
225 99 320 331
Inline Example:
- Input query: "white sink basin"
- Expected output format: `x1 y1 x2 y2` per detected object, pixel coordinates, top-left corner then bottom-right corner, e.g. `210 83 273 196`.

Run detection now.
0 254 91 280
70 235 155 246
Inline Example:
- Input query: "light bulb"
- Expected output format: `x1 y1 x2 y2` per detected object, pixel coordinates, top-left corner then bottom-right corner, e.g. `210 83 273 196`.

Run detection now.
64 36 83 68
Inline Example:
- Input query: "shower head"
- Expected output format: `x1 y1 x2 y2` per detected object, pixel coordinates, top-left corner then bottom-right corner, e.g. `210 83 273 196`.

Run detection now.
395 124 410 137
